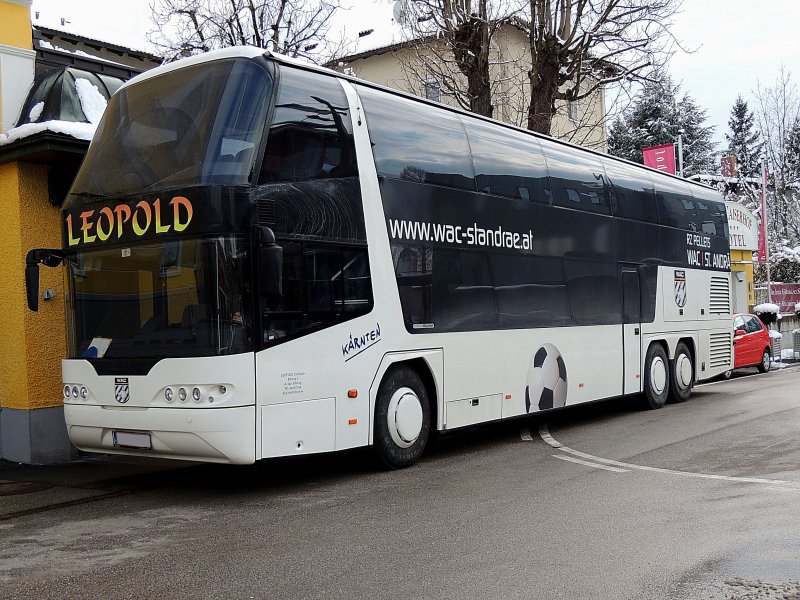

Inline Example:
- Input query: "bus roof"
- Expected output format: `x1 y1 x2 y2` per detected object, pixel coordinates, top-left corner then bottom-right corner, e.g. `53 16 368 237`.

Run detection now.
119 46 717 195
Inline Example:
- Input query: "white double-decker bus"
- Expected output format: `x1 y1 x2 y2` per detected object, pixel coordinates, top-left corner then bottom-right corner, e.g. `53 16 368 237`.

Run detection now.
26 47 733 468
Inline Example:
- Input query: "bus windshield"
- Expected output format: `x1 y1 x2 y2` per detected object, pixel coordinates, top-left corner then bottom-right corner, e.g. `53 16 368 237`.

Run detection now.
66 236 251 359
66 57 271 202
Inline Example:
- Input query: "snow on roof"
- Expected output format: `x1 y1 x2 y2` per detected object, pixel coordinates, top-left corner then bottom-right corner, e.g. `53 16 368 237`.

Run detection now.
0 120 95 146
335 1 404 59
37 39 132 69
74 78 107 125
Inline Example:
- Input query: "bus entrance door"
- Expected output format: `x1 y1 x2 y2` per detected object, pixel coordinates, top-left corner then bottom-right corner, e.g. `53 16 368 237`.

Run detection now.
621 269 642 394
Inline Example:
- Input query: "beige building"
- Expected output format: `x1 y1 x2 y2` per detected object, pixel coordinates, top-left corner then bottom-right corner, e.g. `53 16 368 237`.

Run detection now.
337 23 608 151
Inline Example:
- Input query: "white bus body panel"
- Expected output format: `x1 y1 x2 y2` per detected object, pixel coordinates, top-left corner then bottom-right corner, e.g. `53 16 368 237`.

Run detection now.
62 353 257 463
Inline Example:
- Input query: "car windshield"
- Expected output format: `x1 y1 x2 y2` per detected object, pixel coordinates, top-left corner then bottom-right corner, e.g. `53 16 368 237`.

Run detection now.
66 57 272 205
66 236 251 359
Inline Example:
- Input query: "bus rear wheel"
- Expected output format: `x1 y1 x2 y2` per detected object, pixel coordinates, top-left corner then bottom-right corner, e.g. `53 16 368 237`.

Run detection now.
373 366 431 469
668 342 693 403
643 343 669 410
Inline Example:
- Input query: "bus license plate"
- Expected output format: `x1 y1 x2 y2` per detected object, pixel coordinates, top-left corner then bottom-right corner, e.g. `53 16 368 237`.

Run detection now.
112 431 151 449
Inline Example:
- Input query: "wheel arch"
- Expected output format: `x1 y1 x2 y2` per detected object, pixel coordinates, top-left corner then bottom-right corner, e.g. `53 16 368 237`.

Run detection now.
368 350 443 445
678 336 697 381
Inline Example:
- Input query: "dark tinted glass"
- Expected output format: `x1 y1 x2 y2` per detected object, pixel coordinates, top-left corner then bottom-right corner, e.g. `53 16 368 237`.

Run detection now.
602 158 658 222
565 260 620 325
691 186 728 237
539 137 609 214
68 59 271 202
622 270 641 323
466 120 549 203
66 237 250 359
262 242 373 345
654 177 696 230
491 254 569 327
259 68 357 184
357 85 476 191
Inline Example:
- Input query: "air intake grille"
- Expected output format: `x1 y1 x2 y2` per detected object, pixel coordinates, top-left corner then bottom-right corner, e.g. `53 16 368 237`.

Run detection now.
257 198 276 224
709 276 731 315
709 331 732 368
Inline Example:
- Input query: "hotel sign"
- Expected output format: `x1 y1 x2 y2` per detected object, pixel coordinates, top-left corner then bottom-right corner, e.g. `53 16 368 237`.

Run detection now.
725 201 758 251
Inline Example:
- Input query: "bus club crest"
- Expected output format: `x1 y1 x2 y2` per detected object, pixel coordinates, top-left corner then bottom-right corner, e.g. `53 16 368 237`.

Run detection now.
674 270 687 308
114 377 130 404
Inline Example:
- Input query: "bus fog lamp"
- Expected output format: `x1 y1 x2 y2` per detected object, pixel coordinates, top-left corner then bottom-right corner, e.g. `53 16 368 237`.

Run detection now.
80 386 88 399
164 388 174 402
64 385 71 398
72 385 79 398
192 387 201 402
178 387 187 402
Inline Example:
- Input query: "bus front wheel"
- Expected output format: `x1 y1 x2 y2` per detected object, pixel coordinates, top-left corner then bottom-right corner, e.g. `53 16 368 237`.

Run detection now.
373 366 431 469
668 341 693 403
643 343 669 410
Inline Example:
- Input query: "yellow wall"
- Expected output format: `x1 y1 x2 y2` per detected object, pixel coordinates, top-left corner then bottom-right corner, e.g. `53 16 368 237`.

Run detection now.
0 1 32 49
0 161 66 410
731 249 755 310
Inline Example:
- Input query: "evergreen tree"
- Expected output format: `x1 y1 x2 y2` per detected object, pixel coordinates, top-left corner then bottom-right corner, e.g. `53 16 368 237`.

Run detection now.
725 95 764 178
607 75 716 178
786 117 800 182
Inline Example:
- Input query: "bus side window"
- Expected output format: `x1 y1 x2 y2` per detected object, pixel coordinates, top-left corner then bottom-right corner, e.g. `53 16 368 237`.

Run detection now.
464 120 549 204
654 179 696 231
357 85 476 191
538 137 610 214
602 158 658 223
259 69 357 184
691 187 727 238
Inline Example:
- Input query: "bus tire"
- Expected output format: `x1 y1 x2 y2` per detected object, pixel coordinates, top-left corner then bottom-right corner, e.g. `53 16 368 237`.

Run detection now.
373 366 431 469
643 343 669 410
668 341 693 403
757 348 771 373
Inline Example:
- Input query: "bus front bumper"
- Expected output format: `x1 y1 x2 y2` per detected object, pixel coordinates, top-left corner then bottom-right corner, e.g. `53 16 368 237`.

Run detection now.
64 404 256 464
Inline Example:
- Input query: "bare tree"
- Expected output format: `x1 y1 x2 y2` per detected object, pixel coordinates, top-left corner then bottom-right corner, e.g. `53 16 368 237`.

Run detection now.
149 0 349 63
396 0 524 118
754 66 800 246
525 0 684 135
394 1 684 138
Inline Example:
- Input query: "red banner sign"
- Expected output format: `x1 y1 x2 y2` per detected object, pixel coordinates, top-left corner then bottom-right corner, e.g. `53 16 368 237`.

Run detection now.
770 284 800 314
757 165 768 262
642 143 676 174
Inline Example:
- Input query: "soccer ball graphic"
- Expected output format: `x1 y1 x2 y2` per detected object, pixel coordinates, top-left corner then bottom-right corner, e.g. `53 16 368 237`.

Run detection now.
525 344 568 412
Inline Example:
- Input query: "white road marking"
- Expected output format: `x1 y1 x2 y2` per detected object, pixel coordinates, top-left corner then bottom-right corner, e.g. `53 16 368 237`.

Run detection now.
519 428 534 441
552 454 629 473
538 423 800 490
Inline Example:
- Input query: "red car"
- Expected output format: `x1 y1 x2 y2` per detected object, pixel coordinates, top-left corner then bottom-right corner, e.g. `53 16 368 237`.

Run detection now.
721 313 772 379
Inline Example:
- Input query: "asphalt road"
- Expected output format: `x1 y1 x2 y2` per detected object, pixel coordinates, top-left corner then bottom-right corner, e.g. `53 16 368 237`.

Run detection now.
2 365 800 599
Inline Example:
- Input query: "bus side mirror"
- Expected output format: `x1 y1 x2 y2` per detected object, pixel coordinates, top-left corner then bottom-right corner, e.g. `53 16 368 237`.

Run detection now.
25 248 64 312
256 226 282 303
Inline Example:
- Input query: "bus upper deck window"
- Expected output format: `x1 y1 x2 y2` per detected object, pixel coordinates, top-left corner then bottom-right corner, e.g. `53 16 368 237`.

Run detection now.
259 69 357 185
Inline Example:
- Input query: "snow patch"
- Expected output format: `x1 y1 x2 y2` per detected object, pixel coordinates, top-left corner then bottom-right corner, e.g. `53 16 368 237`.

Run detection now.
0 121 96 146
768 329 782 339
28 101 44 123
75 78 107 124
754 303 780 314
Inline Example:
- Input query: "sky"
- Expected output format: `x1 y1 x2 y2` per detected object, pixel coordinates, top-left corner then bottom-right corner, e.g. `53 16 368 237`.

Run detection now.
29 0 800 148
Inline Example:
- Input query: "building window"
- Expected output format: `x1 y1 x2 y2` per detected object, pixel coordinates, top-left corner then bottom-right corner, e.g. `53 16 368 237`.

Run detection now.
568 100 578 122
421 77 441 103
